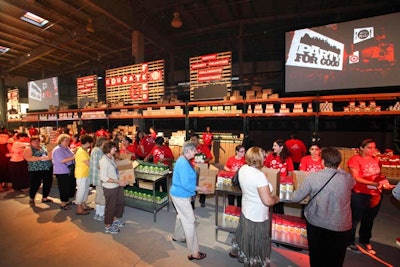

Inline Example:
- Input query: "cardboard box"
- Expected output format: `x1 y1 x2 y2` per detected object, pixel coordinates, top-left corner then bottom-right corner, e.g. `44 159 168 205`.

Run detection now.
116 159 135 185
195 164 219 194
261 167 280 197
293 170 310 204
119 153 132 160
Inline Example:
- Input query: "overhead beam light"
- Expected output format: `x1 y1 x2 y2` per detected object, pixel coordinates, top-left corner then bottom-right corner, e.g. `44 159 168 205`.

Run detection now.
0 45 10 54
20 12 49 27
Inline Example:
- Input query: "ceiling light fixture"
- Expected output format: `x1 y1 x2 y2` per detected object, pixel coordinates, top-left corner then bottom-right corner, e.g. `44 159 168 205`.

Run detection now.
171 11 182 28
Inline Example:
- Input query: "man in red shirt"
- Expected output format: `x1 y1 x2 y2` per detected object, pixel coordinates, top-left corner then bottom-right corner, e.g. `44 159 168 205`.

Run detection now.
28 125 38 137
285 132 306 170
144 137 174 166
190 133 213 207
139 132 155 159
144 136 174 192
202 126 213 151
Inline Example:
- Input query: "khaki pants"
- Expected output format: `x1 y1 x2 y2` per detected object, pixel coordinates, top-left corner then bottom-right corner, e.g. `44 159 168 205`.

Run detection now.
171 195 199 255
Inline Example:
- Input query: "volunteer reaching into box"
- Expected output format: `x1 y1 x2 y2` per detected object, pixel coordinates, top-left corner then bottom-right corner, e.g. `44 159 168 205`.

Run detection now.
190 133 213 207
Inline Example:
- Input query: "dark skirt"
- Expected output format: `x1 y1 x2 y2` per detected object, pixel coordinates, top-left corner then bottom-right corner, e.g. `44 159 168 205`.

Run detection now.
232 213 272 267
9 160 30 190
0 144 10 183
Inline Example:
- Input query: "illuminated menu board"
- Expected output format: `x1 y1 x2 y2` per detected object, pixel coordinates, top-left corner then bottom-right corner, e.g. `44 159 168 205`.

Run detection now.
77 75 98 108
189 51 232 100
105 60 164 104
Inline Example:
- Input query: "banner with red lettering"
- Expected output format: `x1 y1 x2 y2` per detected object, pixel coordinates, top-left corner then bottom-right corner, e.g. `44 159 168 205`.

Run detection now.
106 60 164 104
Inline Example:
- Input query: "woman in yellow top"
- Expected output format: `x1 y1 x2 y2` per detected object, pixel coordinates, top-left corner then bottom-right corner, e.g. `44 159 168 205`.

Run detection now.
75 135 94 215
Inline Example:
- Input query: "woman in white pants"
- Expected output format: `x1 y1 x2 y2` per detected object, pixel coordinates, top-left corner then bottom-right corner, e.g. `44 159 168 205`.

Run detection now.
170 141 208 261
74 135 94 215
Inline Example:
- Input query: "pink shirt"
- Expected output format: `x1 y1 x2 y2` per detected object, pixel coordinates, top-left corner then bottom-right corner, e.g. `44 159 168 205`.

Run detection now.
10 141 29 162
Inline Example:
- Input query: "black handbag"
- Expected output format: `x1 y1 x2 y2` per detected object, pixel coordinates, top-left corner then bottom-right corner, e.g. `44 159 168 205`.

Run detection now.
67 164 75 176
231 171 240 188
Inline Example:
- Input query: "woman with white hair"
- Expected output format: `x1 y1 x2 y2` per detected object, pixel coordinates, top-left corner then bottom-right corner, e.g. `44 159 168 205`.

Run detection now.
170 141 208 261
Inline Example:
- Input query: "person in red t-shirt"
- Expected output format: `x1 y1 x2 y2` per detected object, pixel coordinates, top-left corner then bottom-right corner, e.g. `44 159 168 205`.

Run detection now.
144 136 174 166
299 142 323 218
285 132 307 170
299 142 323 173
264 139 294 214
69 134 81 154
139 132 155 160
149 127 157 139
95 126 108 139
134 131 145 159
224 145 246 207
28 125 39 137
144 136 174 192
190 133 213 207
225 145 246 172
120 136 137 160
80 127 87 136
347 138 393 255
202 126 214 151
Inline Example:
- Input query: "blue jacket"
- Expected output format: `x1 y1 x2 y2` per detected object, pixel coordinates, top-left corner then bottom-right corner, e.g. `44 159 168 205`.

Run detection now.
170 156 197 198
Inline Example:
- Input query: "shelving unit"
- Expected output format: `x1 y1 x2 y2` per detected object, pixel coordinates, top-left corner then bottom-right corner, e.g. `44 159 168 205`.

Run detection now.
125 169 170 222
214 184 309 250
7 92 399 154
214 184 242 242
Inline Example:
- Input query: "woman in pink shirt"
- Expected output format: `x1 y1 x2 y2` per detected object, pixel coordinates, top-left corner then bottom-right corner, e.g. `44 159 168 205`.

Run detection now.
7 132 30 191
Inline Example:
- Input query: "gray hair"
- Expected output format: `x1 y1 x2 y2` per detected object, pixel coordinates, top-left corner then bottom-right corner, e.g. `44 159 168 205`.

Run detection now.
182 141 197 155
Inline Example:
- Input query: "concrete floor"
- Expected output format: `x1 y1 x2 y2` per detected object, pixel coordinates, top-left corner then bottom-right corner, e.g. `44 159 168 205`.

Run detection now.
0 186 399 267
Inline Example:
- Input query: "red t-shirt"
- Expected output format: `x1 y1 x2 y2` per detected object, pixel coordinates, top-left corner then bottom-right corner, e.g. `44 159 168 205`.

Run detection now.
96 129 108 138
149 145 174 165
299 155 323 172
28 127 38 137
69 140 81 151
190 144 213 165
225 156 245 172
133 140 144 158
120 144 137 160
140 135 155 157
202 132 213 146
263 153 294 177
196 143 212 160
348 154 382 195
285 139 307 163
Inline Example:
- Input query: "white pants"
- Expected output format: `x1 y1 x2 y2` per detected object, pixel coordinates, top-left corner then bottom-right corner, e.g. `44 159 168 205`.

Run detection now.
95 185 106 205
171 195 199 255
75 177 90 204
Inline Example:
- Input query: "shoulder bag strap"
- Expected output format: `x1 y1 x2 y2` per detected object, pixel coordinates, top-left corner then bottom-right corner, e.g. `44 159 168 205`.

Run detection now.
308 172 337 204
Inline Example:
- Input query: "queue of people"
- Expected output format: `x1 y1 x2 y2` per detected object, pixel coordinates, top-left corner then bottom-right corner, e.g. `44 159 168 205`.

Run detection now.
1 124 399 266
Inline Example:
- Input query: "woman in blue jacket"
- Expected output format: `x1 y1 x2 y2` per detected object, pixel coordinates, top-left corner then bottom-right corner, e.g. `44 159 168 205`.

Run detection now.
170 141 208 261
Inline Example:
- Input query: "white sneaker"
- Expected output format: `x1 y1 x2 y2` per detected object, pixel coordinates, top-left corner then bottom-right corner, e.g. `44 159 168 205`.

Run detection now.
112 219 125 227
93 214 104 221
105 226 120 234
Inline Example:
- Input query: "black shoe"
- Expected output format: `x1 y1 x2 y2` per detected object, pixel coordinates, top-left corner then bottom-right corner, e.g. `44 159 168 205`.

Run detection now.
172 238 186 243
200 202 205 207
229 252 238 258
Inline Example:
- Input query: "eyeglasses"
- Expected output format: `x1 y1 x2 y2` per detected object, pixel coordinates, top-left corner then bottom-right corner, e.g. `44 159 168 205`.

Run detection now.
238 150 245 153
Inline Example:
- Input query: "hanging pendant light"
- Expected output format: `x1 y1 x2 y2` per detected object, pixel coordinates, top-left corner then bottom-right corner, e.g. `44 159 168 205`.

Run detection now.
171 11 183 28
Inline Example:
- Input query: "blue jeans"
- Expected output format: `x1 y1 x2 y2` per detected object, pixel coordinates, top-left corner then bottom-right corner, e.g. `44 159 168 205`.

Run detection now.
350 192 382 244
